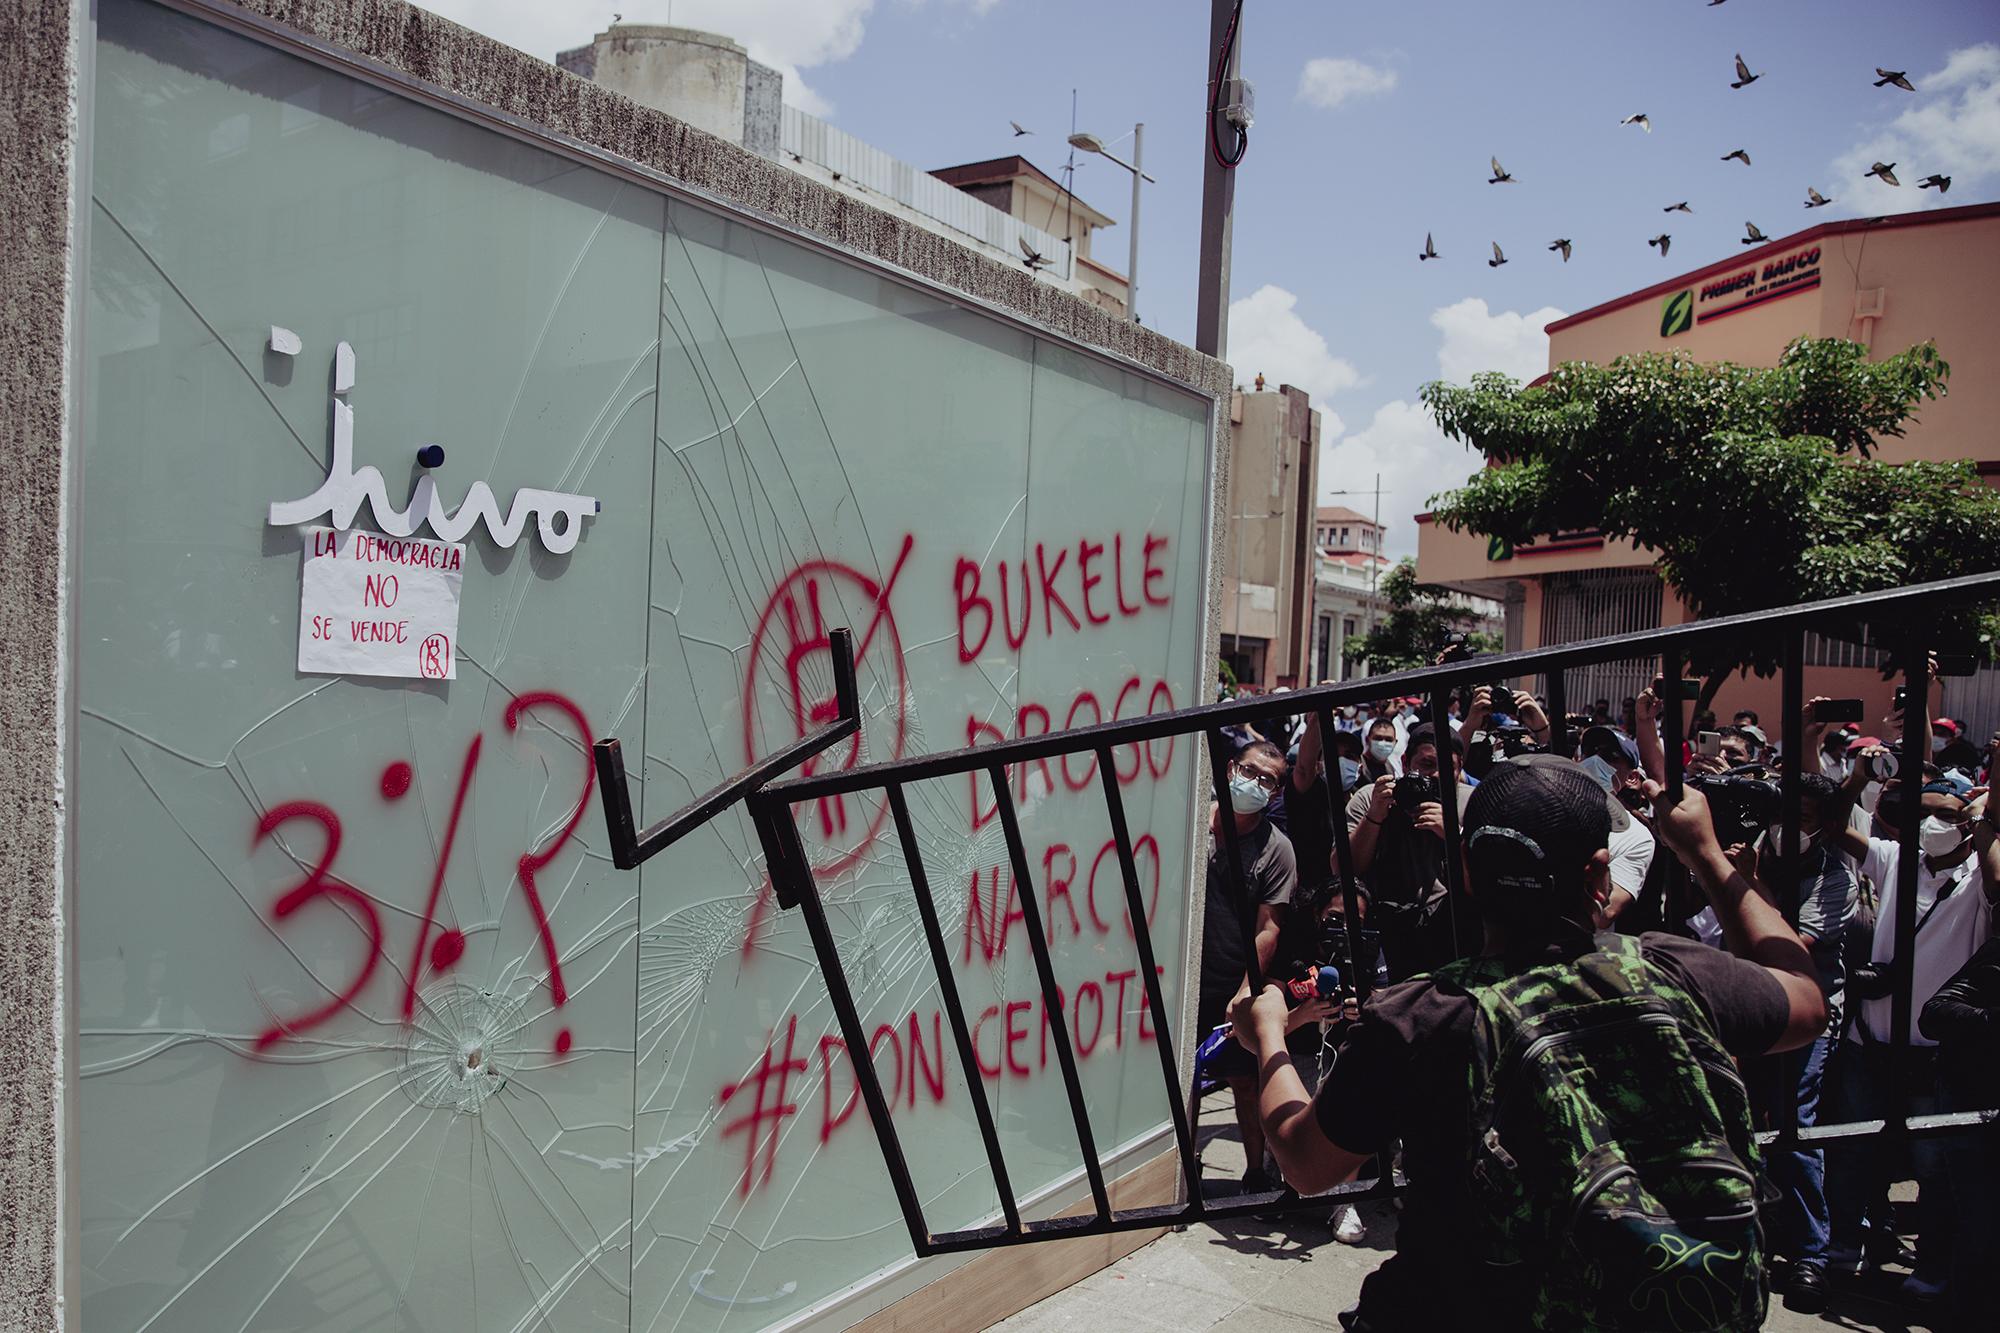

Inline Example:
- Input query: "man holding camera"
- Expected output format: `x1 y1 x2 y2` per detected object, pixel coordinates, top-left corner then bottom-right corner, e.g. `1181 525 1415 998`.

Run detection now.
1820 740 1998 1303
1230 760 1829 1331
1346 722 1472 980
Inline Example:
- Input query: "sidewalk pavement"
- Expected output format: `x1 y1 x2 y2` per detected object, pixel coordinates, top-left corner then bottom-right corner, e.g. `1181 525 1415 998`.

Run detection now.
992 1091 1941 1333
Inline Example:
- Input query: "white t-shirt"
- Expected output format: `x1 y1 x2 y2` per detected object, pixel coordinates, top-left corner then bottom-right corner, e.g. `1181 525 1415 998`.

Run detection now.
1849 837 1992 1047
1607 819 1656 899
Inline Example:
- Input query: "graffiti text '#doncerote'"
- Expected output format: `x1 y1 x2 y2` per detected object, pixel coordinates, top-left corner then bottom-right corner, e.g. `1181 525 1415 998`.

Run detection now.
268 339 600 554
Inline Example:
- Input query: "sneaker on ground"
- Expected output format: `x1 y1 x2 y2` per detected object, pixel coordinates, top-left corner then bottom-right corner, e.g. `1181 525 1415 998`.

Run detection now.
1332 1204 1366 1245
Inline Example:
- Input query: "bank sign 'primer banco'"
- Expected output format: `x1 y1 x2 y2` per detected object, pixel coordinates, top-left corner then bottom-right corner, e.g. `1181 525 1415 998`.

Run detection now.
1660 242 1824 338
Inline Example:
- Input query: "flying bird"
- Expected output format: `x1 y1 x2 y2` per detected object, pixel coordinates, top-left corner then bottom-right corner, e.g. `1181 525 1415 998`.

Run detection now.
1419 232 1439 261
1665 201 1694 213
1018 237 1055 270
1866 161 1899 186
1721 148 1752 165
1919 174 1951 192
1488 242 1508 268
1488 156 1515 184
1620 113 1652 132
1874 69 1915 91
1009 120 1033 136
1649 233 1673 257
1549 239 1572 262
1804 187 1832 208
1730 54 1761 89
1742 221 1768 245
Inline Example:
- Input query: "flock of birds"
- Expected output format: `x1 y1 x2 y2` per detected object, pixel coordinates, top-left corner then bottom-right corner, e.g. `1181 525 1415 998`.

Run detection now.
1421 50 1953 270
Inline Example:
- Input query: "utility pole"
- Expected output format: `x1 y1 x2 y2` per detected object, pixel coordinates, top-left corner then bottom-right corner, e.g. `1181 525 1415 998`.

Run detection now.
1368 472 1381 639
1194 0 1242 360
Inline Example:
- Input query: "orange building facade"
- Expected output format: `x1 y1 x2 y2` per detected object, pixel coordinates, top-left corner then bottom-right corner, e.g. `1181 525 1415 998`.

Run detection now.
1416 202 2000 737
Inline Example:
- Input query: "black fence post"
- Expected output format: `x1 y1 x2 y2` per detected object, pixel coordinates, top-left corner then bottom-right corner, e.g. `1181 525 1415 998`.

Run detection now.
1427 687 1470 960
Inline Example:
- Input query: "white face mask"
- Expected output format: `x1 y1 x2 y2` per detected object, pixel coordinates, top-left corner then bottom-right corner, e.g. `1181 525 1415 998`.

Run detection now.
1228 772 1272 814
1368 739 1397 761
1920 815 1965 859
1579 754 1619 792
1932 735 1948 755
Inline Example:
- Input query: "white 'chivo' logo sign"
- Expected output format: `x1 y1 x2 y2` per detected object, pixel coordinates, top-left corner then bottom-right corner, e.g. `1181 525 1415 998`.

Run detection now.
268 338 600 555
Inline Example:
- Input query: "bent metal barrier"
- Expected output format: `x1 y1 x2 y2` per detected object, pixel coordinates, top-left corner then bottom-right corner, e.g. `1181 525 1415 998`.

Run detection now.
608 574 2000 1257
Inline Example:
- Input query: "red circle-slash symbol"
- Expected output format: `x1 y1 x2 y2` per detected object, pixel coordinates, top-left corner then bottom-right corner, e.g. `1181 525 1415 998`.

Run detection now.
420 634 450 680
743 535 913 880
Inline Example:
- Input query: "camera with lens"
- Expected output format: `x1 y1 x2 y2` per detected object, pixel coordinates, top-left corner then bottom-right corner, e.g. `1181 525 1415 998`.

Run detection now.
1849 960 1897 1001
1319 916 1383 989
1394 773 1441 816
1687 773 1783 844
1486 682 1520 716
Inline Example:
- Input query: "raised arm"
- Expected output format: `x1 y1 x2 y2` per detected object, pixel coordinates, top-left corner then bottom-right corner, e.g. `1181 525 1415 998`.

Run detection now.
1650 782 1829 1052
1293 709 1323 794
1634 684 1667 784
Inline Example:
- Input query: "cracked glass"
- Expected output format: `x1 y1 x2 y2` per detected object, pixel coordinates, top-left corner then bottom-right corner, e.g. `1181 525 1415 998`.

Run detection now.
77 2 1214 1329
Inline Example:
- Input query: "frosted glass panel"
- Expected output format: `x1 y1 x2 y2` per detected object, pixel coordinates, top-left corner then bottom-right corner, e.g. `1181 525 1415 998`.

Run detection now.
77 3 1213 1330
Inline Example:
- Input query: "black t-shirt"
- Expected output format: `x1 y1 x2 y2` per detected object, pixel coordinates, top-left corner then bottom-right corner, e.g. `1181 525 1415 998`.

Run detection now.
1312 933 1792 1329
1280 775 1336 957
1197 818 1298 1031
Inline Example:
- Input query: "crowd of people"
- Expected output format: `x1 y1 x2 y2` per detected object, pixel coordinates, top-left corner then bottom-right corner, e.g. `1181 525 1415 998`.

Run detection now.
1196 663 1999 1330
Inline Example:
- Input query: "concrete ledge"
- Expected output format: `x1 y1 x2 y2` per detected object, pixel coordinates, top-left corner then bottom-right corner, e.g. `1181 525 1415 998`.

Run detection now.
203 0 1233 400
0 0 81 1326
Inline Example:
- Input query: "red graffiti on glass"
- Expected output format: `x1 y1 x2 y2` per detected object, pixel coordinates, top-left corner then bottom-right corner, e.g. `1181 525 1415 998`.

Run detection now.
741 534 913 880
252 691 593 1056
252 803 382 1052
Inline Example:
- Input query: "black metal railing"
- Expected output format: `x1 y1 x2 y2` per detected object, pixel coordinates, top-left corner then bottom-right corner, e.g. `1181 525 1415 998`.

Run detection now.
593 628 859 869
736 572 2000 1257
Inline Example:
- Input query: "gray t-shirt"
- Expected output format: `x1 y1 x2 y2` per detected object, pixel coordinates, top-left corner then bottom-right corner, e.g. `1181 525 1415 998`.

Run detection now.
1198 818 1298 1028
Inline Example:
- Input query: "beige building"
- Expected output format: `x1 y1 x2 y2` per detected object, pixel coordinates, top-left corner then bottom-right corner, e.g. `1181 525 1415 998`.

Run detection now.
1308 506 1391 681
557 24 1133 315
1418 202 2000 726
1221 377 1323 689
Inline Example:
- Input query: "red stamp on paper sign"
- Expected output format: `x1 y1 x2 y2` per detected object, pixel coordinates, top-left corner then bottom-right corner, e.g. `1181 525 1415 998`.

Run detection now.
419 634 450 680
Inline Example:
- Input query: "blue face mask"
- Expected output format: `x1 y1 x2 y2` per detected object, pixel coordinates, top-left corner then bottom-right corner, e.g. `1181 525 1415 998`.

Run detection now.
1228 772 1272 814
1338 757 1363 789
1580 754 1619 792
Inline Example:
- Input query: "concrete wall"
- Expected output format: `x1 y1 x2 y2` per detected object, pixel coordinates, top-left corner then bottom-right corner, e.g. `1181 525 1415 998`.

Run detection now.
0 0 1235 1325
1 0 82 1324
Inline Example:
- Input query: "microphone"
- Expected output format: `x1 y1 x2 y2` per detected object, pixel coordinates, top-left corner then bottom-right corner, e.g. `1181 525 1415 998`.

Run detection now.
1282 965 1342 1006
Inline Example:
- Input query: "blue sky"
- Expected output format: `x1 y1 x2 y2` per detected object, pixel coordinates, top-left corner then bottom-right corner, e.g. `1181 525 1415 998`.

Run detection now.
428 0 2000 555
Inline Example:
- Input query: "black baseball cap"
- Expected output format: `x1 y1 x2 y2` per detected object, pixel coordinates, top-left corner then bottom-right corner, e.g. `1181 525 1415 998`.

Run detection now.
1462 757 1614 907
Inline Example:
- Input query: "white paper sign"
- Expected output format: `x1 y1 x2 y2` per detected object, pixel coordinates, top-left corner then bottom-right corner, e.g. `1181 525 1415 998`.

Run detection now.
298 527 464 679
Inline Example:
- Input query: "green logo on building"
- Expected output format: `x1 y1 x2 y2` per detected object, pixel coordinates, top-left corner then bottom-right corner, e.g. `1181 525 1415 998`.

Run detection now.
1487 534 1514 563
1660 289 1694 337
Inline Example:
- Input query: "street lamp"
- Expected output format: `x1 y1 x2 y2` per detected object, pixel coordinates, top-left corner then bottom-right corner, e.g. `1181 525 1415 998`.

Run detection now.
1068 126 1155 324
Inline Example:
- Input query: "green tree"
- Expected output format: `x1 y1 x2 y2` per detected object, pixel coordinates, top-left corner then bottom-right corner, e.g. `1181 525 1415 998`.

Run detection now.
1422 337 1998 678
1351 557 1504 673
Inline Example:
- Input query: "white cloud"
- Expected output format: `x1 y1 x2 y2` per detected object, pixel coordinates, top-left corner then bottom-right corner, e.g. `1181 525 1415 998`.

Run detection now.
1831 43 2000 215
420 1 904 115
1297 56 1398 109
1319 400 1479 559
1226 284 1362 405
1430 296 1564 384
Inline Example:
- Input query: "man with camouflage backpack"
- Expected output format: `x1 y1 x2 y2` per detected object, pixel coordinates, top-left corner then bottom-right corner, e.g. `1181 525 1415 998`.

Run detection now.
1231 755 1828 1330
